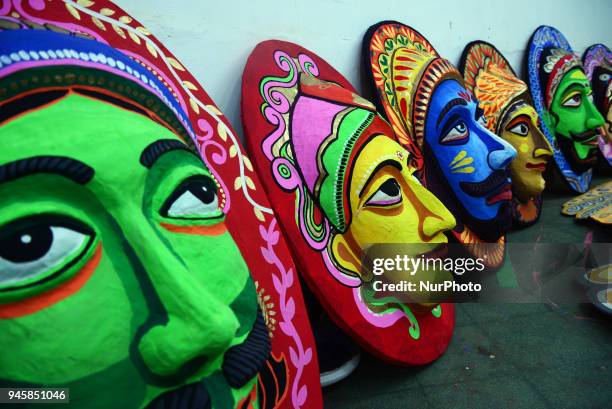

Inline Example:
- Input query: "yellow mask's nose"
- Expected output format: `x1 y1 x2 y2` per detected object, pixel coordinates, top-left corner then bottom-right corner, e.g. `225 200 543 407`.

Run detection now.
407 178 456 241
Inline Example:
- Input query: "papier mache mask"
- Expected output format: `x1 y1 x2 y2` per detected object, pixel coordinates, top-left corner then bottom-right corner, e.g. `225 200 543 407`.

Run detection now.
364 22 517 269
583 43 612 166
0 2 321 409
460 41 553 226
241 40 457 365
527 26 606 193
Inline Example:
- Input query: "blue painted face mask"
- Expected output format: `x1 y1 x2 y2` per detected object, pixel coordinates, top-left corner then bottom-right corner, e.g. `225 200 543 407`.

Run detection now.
365 21 516 268
425 79 516 221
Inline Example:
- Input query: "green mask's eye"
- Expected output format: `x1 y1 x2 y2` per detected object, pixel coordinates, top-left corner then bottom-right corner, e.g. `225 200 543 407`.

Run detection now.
0 217 94 290
160 175 222 220
562 92 582 108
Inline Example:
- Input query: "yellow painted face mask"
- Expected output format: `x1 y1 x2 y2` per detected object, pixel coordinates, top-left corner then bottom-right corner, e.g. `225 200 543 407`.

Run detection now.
330 134 456 276
330 134 456 313
499 102 553 200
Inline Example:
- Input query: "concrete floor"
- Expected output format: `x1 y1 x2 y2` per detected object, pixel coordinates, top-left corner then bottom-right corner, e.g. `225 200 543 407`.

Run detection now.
324 303 611 409
323 175 612 408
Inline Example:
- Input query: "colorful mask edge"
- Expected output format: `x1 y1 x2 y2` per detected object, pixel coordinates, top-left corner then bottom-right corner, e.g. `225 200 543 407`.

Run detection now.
526 25 593 193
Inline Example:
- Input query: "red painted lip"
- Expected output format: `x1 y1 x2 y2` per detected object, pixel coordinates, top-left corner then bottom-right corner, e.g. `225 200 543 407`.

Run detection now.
486 184 512 205
584 137 601 146
526 162 547 171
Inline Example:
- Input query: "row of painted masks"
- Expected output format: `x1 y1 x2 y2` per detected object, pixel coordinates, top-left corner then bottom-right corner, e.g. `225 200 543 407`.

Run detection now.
240 22 611 376
1 2 610 407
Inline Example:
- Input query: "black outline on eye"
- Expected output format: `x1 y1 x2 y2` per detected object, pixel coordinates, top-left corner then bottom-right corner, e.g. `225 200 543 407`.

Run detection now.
507 121 530 137
364 178 403 208
0 215 95 292
562 93 582 108
475 107 485 122
358 159 403 199
439 114 461 140
159 175 223 221
440 119 470 145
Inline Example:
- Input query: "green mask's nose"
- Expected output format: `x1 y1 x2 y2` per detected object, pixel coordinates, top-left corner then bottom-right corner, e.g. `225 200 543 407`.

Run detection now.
586 115 605 130
586 100 606 129
119 208 239 377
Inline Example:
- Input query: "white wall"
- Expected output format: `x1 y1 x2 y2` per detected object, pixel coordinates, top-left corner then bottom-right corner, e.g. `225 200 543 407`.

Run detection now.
117 0 612 140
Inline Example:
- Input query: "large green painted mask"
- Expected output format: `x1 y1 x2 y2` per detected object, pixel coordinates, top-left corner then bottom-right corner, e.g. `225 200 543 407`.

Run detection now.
0 27 268 409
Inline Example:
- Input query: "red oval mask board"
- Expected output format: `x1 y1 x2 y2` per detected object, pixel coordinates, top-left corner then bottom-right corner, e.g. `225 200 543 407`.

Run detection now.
0 2 321 408
241 40 455 365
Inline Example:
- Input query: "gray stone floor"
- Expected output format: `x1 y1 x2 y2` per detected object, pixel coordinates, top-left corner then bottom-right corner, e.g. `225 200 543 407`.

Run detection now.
324 303 611 408
323 175 612 408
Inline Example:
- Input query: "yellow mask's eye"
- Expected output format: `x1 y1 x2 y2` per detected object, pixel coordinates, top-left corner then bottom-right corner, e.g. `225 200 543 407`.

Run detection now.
508 122 529 136
562 92 582 108
365 178 402 207
0 217 94 290
161 175 222 220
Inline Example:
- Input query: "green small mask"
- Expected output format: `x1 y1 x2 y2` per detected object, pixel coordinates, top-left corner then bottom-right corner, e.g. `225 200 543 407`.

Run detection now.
548 68 605 172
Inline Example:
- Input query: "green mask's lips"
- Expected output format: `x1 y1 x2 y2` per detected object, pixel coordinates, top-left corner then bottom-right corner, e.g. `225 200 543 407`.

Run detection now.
145 308 270 409
569 128 601 143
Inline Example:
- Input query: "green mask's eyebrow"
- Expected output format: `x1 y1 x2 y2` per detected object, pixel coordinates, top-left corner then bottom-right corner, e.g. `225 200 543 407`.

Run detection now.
562 83 588 93
0 156 94 185
140 139 194 169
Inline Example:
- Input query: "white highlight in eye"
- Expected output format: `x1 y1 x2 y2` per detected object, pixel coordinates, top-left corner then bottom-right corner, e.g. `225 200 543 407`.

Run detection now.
0 227 88 288
167 189 219 218
365 179 402 207
509 123 529 136
562 94 582 107
442 121 469 143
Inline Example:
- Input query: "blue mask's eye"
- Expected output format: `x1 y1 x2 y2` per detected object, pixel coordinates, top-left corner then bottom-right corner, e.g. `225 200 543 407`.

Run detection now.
475 107 486 127
441 121 469 145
